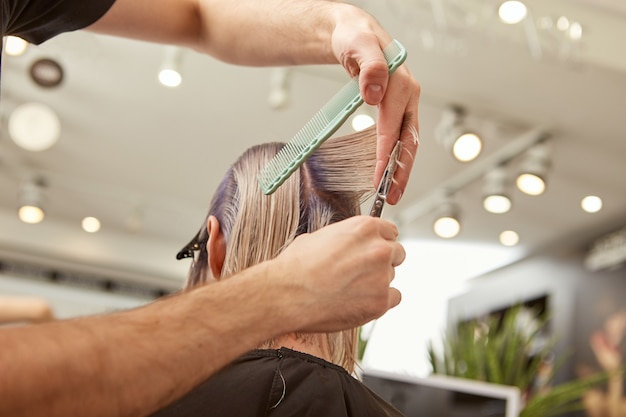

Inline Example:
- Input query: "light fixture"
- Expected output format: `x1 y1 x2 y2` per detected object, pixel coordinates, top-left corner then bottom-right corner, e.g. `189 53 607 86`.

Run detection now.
482 166 512 214
435 106 483 162
8 102 61 151
433 197 461 239
516 142 550 196
82 217 102 233
499 230 520 246
581 196 602 213
498 1 527 24
30 58 64 88
267 67 292 110
351 105 376 131
568 22 583 41
556 16 570 31
18 179 46 224
5 36 28 56
158 46 183 88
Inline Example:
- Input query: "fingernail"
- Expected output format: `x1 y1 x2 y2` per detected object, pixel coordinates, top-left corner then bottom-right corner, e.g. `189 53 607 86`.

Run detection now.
366 85 383 103
389 189 402 204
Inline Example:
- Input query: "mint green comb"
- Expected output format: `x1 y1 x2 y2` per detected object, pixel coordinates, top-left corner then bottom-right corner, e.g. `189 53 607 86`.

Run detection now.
258 39 407 195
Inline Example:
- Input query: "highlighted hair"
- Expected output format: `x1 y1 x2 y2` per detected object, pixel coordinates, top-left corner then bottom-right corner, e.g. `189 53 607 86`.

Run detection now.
187 126 377 372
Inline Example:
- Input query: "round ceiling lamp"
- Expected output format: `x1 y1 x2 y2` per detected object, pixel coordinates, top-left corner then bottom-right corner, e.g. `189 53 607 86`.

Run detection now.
30 58 64 88
5 36 28 56
8 102 61 151
18 179 47 224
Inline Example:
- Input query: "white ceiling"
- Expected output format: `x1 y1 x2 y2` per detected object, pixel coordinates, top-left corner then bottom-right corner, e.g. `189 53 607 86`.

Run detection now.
1 0 625 292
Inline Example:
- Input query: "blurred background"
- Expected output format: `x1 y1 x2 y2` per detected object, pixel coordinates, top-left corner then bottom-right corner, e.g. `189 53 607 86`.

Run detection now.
1 0 625 400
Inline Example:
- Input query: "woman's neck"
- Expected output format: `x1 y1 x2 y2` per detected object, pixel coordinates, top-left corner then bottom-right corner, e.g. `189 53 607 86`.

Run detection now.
271 333 331 362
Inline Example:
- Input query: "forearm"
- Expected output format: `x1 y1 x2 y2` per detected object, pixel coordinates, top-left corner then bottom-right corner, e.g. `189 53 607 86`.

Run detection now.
88 0 370 66
194 0 343 65
0 262 292 417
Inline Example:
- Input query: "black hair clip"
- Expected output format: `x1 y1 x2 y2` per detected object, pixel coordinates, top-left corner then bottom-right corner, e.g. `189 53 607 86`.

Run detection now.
176 228 204 260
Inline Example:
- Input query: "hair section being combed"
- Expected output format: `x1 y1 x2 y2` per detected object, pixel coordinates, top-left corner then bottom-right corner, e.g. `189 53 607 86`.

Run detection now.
185 126 378 372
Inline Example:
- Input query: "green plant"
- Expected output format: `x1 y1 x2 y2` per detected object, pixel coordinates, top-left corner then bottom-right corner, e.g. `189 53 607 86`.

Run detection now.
428 304 609 417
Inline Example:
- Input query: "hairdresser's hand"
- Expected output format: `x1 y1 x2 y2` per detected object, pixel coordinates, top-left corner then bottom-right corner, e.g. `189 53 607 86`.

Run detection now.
274 216 404 333
331 5 420 205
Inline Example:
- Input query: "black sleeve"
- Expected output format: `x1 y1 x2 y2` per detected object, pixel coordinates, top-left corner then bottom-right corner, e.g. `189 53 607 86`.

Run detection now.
2 0 116 44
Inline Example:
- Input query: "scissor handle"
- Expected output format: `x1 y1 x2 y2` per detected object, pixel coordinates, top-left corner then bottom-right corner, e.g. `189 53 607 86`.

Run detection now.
369 195 386 217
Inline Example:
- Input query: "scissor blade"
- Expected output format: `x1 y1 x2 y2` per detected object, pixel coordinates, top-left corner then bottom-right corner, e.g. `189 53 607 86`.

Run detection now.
370 141 402 217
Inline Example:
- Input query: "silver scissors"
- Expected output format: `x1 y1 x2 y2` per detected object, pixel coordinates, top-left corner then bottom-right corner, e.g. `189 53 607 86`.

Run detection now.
369 141 402 217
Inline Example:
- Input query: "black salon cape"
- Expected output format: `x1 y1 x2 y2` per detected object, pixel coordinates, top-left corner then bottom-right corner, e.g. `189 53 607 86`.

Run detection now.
152 347 405 417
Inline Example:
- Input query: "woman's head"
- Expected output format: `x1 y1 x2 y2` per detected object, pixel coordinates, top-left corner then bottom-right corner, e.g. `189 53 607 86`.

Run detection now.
184 126 378 371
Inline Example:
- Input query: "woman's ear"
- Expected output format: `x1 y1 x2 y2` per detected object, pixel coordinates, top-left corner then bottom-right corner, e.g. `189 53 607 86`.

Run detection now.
206 215 226 280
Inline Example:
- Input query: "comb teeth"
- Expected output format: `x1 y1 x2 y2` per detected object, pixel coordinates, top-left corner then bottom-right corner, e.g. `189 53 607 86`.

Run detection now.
258 40 407 195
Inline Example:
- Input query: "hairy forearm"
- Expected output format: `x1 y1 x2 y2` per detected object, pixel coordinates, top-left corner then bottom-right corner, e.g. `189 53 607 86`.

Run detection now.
195 0 341 65
89 0 369 66
0 262 291 417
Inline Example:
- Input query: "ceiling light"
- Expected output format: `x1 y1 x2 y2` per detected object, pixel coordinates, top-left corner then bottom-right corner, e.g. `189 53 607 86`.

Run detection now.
436 106 483 162
568 22 583 41
499 230 520 246
82 217 102 233
18 179 46 224
433 200 461 239
30 58 64 88
5 36 28 56
352 113 375 131
268 67 291 110
556 16 570 31
452 132 482 162
581 196 602 213
8 102 61 151
498 1 527 24
158 46 183 88
483 167 512 214
516 142 550 196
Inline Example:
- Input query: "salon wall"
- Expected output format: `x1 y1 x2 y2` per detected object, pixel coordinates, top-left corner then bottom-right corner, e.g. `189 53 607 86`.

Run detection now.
0 266 155 320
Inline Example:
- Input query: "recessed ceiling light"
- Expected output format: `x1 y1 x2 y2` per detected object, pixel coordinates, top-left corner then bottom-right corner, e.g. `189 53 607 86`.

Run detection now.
5 36 28 56
557 16 570 31
498 1 527 24
581 196 602 213
8 102 61 151
82 217 102 233
499 230 520 246
568 22 583 41
352 114 375 131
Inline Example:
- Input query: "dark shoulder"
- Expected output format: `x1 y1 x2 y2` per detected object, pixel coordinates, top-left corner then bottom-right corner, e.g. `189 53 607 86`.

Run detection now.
2 0 116 44
151 348 406 417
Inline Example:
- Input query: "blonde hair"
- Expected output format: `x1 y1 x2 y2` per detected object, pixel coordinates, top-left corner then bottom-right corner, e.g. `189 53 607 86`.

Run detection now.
186 126 378 372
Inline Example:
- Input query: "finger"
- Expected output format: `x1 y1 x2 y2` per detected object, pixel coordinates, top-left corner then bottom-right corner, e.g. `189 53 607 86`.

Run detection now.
341 35 391 105
388 266 396 283
387 288 402 310
391 242 406 268
388 114 419 205
358 54 390 105
375 218 399 241
374 66 420 205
